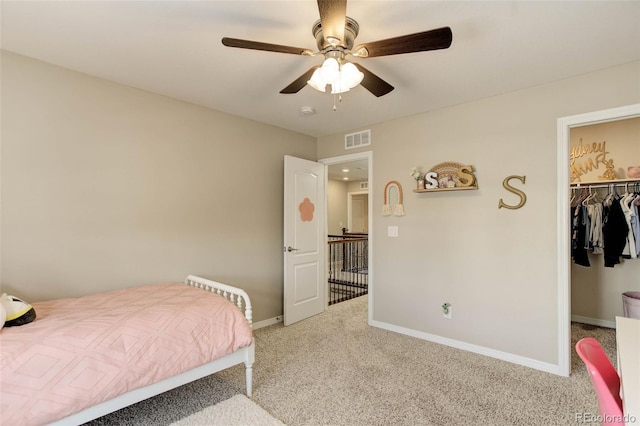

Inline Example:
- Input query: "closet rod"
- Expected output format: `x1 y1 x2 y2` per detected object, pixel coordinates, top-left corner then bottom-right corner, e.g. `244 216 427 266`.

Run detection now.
570 178 640 189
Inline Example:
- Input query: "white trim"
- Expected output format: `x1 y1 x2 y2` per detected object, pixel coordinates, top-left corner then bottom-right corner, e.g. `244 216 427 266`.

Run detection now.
571 315 616 329
371 320 560 375
556 114 572 377
253 316 283 329
320 151 373 324
556 103 640 377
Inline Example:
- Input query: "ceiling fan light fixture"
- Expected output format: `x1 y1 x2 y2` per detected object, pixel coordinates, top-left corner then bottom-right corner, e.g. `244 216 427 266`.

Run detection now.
340 62 364 88
307 58 364 94
308 68 329 92
308 58 339 93
319 58 340 82
330 82 349 94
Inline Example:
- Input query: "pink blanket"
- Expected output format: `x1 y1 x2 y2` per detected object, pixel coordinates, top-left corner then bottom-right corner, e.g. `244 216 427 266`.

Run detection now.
0 283 253 425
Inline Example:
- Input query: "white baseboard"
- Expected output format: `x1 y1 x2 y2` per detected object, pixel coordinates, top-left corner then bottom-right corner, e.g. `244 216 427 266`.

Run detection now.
571 315 616 329
370 319 562 376
253 315 282 330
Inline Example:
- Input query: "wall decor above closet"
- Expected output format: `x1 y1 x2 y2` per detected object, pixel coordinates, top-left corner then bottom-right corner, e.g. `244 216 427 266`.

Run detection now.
569 116 640 183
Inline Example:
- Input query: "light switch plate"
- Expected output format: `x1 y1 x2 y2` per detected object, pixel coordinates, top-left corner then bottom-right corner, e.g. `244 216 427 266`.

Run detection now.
388 226 398 237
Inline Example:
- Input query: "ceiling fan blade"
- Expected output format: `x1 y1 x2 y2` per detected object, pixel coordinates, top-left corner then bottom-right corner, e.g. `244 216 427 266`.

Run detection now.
317 0 346 45
280 66 320 94
222 37 312 56
353 27 452 58
353 63 394 97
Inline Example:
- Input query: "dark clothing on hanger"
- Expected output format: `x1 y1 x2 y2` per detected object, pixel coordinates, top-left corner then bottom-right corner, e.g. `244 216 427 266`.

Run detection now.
572 206 591 267
602 201 629 267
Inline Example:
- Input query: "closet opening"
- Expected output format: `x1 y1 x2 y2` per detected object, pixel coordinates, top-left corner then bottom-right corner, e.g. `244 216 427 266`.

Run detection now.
558 104 640 376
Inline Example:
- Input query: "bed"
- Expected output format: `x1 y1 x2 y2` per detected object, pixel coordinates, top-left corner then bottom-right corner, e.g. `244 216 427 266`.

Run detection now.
0 275 255 426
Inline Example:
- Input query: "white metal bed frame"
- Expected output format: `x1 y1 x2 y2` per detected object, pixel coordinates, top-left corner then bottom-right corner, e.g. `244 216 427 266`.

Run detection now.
49 275 255 426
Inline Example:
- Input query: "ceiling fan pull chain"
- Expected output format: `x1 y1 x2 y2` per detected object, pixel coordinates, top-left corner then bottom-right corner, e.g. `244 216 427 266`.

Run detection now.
332 94 344 111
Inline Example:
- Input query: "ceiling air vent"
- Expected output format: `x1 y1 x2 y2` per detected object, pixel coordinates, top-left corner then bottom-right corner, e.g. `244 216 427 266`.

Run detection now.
345 129 371 150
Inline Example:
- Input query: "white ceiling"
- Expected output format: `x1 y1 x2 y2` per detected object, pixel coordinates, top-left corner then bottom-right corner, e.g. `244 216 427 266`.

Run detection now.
1 1 639 138
327 159 368 181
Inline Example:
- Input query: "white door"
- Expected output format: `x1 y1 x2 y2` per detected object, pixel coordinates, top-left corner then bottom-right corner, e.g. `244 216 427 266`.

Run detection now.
283 155 326 326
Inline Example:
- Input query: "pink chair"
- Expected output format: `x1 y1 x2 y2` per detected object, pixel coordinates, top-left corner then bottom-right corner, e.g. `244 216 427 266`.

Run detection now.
575 337 624 425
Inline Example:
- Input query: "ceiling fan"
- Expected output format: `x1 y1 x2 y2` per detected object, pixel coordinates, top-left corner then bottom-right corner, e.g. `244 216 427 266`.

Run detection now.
222 0 452 97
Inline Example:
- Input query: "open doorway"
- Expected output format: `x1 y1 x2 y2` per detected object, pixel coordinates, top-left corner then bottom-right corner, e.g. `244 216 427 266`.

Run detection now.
320 152 372 321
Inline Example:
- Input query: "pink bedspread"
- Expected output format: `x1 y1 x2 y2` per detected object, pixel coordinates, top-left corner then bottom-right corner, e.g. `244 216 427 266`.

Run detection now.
0 283 253 425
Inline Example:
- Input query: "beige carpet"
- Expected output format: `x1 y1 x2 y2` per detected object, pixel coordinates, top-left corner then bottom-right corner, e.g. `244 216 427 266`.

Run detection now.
170 395 285 426
227 295 615 426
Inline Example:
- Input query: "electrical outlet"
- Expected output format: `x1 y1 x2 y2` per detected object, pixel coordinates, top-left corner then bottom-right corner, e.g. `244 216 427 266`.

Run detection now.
443 307 452 319
442 303 452 319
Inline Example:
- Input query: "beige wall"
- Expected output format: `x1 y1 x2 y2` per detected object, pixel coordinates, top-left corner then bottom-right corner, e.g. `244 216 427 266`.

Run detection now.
349 193 368 233
318 61 640 367
327 180 348 235
570 118 640 324
0 51 316 322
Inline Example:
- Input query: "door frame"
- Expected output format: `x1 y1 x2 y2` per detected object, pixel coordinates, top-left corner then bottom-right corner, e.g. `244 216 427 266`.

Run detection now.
320 151 373 324
556 103 640 377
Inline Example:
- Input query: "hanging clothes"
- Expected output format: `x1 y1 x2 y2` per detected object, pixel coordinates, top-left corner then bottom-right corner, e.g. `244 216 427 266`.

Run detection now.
602 196 629 267
571 182 640 268
571 205 591 267
633 195 640 256
621 192 638 259
587 203 604 254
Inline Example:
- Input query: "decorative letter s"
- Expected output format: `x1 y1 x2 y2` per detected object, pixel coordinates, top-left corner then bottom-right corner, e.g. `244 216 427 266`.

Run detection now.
424 172 438 189
498 175 527 210
455 165 476 187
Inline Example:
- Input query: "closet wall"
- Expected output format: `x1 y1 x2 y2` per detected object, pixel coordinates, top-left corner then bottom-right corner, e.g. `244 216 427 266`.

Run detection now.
570 117 640 327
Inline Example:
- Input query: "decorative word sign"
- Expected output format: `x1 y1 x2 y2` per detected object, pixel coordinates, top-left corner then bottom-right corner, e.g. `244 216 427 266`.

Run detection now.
598 159 618 181
570 138 615 182
498 175 527 210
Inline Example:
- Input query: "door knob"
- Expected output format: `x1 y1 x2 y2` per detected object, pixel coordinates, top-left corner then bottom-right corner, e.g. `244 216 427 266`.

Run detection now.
286 246 299 252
